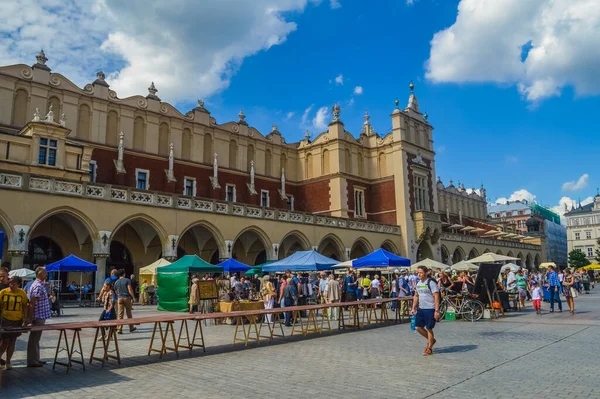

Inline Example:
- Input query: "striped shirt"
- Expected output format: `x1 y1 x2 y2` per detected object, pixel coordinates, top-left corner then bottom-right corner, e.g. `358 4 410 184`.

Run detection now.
30 279 51 320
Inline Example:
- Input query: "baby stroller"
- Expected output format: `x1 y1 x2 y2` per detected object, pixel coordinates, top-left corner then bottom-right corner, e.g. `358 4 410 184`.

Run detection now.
50 289 63 317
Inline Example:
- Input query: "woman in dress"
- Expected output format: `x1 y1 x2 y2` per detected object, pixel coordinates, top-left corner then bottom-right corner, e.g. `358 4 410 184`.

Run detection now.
188 278 200 314
562 269 576 314
261 275 276 323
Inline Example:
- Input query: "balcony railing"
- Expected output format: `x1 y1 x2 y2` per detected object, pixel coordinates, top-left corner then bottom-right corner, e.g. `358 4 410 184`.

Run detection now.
0 172 401 235
440 232 540 250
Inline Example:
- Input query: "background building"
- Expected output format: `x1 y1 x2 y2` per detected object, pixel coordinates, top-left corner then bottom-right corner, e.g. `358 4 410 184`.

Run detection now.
488 201 567 268
0 52 543 291
565 195 600 263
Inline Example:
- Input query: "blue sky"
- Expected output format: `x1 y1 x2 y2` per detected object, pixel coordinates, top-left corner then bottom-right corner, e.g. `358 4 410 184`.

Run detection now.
2 0 598 216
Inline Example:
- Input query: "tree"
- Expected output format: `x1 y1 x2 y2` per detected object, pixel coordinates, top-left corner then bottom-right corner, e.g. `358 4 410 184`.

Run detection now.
595 238 600 263
568 249 591 269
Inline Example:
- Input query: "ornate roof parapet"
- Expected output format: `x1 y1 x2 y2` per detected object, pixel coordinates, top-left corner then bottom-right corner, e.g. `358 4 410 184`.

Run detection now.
32 49 51 72
93 71 109 87
146 82 161 101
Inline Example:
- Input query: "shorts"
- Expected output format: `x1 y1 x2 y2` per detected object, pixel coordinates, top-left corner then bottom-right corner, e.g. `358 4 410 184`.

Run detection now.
0 318 24 339
518 288 527 298
415 308 436 330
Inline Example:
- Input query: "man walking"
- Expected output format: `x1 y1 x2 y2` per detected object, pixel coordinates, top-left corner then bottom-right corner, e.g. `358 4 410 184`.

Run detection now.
345 271 357 302
325 273 341 320
27 267 51 367
410 266 440 356
0 266 9 367
114 269 137 333
546 265 562 313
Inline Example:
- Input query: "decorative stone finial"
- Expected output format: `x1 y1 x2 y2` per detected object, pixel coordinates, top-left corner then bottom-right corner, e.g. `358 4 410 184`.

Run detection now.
423 112 428 121
437 176 441 183
210 152 220 189
59 113 66 127
166 142 176 182
304 129 310 142
395 98 399 108
36 49 48 65
198 99 204 108
32 108 41 123
449 179 454 186
362 109 373 135
93 71 109 87
272 124 278 132
247 160 256 195
409 81 414 92
279 167 287 199
114 132 126 173
238 109 247 125
146 82 161 101
363 109 370 124
32 49 51 71
331 103 341 122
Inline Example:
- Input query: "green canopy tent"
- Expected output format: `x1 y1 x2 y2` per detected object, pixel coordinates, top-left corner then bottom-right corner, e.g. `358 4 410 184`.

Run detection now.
156 255 224 312
244 261 274 276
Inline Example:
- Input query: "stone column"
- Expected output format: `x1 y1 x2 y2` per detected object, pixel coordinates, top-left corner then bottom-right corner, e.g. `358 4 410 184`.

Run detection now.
7 250 26 269
94 254 109 294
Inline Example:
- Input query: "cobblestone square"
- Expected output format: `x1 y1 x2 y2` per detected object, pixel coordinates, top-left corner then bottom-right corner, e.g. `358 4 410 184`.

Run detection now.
1 292 599 399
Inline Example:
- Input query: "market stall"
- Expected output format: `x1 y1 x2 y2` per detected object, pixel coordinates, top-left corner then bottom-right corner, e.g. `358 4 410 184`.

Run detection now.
217 258 251 274
139 258 171 287
262 250 339 272
156 255 223 312
352 248 411 269
46 254 98 306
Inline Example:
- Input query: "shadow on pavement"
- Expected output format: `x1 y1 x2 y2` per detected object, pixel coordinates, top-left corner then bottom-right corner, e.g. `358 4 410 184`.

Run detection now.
434 344 477 354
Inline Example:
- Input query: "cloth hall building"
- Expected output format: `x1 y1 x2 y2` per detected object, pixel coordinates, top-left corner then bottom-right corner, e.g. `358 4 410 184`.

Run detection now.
0 51 543 291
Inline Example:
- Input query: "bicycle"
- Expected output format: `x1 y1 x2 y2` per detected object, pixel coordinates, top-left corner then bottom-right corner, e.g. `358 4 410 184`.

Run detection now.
438 290 484 322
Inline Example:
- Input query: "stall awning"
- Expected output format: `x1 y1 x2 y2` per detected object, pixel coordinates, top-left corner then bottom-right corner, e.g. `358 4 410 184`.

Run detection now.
158 255 223 274
217 258 251 273
353 248 411 269
263 250 339 272
46 254 97 272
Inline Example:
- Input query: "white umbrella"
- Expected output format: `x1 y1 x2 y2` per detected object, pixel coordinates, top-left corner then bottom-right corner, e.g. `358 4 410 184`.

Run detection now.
8 268 36 279
450 261 479 272
502 263 521 272
411 258 448 271
468 253 519 263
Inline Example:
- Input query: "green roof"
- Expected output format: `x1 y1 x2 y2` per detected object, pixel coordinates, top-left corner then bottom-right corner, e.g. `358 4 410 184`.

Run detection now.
157 255 223 274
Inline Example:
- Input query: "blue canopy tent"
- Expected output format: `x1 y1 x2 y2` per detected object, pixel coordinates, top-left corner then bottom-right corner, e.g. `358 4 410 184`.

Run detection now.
262 250 339 272
217 258 251 273
352 248 411 269
45 254 97 272
46 255 98 304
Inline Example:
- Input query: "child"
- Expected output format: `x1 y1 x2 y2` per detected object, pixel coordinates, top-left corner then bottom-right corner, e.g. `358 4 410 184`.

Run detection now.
531 280 542 315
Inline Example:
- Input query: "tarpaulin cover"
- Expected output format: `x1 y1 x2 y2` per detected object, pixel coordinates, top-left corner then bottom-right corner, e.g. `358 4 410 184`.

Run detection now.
157 271 189 312
158 255 223 274
217 258 251 273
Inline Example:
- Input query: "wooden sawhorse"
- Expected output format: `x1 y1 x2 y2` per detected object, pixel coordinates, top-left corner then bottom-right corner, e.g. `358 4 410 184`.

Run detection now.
90 324 121 366
148 321 179 359
258 312 285 343
53 328 85 373
233 314 260 346
176 318 206 353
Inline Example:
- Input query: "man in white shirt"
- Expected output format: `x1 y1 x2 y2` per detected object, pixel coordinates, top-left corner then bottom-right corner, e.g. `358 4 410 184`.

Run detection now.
411 266 440 356
505 268 517 292
558 271 564 283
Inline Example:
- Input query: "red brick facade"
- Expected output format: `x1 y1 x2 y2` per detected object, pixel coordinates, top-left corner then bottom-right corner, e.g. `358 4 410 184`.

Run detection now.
91 147 396 221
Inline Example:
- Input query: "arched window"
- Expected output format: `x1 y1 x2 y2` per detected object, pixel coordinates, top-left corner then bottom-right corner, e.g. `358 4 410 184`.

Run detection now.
357 152 364 177
265 149 272 176
229 140 237 169
133 117 145 150
306 153 313 179
77 104 91 140
345 149 352 174
12 89 29 126
378 152 387 177
203 133 212 164
182 128 191 160
106 111 119 147
247 144 255 171
322 149 330 175
280 153 287 172
47 97 61 123
158 123 169 156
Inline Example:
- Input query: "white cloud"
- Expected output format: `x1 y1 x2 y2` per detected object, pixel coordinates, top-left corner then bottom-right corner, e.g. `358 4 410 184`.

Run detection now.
301 105 314 127
330 0 341 9
312 106 329 130
0 0 324 103
436 145 447 154
334 74 344 85
353 85 363 95
505 155 518 164
426 0 600 102
551 196 593 223
345 98 355 106
406 0 415 4
561 174 589 192
285 111 295 120
495 189 536 205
